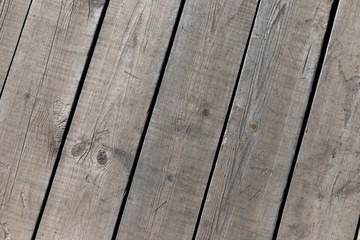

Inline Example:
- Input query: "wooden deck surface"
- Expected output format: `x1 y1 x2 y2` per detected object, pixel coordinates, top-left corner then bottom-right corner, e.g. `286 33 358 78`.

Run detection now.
0 0 359 239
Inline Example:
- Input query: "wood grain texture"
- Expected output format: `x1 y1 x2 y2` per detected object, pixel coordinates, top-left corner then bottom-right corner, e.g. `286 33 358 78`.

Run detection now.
35 0 182 239
116 0 260 239
277 0 360 239
0 0 104 239
0 0 31 89
195 0 333 239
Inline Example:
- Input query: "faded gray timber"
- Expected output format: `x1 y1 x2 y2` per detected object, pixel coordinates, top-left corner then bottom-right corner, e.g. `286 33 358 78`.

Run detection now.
0 0 31 89
36 0 182 239
278 0 360 239
0 0 104 239
116 0 260 239
196 0 333 239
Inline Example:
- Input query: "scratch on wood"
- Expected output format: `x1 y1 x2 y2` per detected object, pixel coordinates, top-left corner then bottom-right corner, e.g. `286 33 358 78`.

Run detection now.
286 47 296 64
0 162 10 170
251 166 273 175
154 201 167 213
124 71 139 80
249 190 261 201
0 222 11 240
264 102 278 116
271 3 286 28
20 192 27 209
302 45 312 74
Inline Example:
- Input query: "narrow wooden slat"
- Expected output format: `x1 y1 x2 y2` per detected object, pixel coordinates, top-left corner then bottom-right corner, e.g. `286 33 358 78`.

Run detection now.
0 0 105 239
116 0 261 239
0 0 31 89
277 0 360 239
195 0 333 239
35 0 182 239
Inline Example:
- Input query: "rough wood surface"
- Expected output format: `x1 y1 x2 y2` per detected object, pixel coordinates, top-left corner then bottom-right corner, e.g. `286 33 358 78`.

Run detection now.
0 0 31 89
277 0 360 239
0 0 104 239
35 0 182 239
116 0 260 239
195 0 333 239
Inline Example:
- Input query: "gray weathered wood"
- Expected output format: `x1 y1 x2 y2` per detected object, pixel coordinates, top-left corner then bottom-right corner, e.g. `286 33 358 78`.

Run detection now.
195 0 333 239
116 0 261 239
35 0 182 239
0 0 104 239
277 0 360 239
0 0 31 90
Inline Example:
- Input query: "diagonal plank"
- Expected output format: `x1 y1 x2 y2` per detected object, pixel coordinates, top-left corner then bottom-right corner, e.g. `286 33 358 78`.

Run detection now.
0 0 32 90
195 0 334 239
277 0 360 239
35 0 183 239
0 0 106 239
116 0 262 239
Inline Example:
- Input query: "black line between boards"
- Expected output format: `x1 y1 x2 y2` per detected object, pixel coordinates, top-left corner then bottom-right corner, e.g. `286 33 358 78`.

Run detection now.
271 0 340 239
354 215 360 240
191 0 262 239
0 0 34 99
31 0 111 238
110 0 186 239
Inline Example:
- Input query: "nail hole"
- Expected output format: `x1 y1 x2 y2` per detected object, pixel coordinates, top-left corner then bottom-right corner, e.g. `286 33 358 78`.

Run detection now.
202 108 209 116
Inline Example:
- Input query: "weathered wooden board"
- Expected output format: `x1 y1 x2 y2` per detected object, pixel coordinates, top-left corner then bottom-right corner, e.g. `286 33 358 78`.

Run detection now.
116 0 261 239
35 0 182 239
195 0 333 239
277 0 360 239
0 0 31 90
0 0 105 239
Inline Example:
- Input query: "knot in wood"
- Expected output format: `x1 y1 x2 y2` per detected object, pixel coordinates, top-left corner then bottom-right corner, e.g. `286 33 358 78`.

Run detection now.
249 121 258 133
97 150 108 165
71 142 87 157
202 108 209 116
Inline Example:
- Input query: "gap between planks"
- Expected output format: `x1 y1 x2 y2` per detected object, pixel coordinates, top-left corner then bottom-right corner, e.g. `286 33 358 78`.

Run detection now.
355 215 360 240
272 0 341 238
0 0 109 239
191 0 262 238
31 0 111 239
33 0 186 238
111 0 187 238
276 0 360 238
0 0 33 97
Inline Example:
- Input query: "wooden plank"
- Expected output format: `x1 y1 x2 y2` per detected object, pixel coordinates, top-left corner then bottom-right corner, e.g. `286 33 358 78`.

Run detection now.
35 0 183 239
195 0 334 239
0 0 105 239
277 0 360 239
0 0 31 89
116 0 261 239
